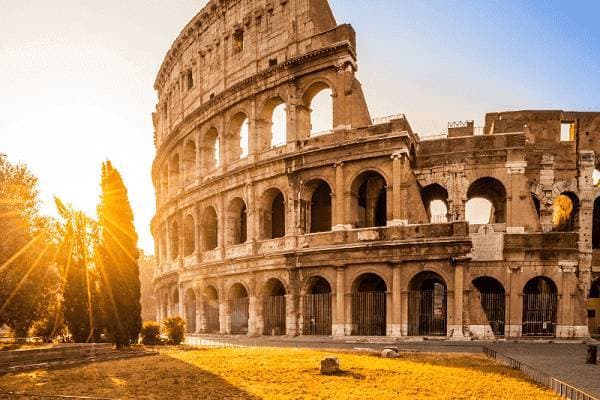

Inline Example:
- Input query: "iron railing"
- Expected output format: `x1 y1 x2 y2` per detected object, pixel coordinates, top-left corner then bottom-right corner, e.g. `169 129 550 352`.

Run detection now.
229 297 249 334
483 347 599 400
203 302 220 333
522 293 557 336
263 295 286 336
371 114 406 125
352 291 387 336
302 293 332 335
408 289 447 336
479 293 505 336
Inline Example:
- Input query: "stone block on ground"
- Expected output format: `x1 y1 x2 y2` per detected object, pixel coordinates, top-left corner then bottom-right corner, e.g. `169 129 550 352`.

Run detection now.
381 349 400 358
320 356 340 375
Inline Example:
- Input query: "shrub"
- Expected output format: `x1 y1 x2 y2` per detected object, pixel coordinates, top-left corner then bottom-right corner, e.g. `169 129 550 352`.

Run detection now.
31 315 66 343
140 321 162 345
162 317 186 345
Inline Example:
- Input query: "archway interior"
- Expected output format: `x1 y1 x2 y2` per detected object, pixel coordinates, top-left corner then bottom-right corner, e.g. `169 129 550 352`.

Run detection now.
522 277 557 337
263 279 286 336
352 273 387 336
183 141 196 185
472 277 505 336
309 180 332 233
552 192 579 232
228 198 247 245
592 197 600 249
466 177 506 224
421 184 449 223
408 272 447 336
303 277 332 335
355 172 387 228
170 221 179 260
260 189 285 239
183 215 195 256
185 289 197 333
271 103 287 147
201 128 219 169
589 279 600 336
229 283 249 334
532 194 541 219
309 88 333 136
203 286 220 333
169 154 180 194
593 169 600 187
202 207 218 251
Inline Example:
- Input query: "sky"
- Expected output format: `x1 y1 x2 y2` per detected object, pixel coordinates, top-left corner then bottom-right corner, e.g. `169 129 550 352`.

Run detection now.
1 0 599 253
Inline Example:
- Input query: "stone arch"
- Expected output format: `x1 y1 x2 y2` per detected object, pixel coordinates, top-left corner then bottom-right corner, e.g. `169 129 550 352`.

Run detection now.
183 139 197 185
169 153 180 194
552 191 580 232
227 111 250 162
183 214 195 256
421 183 449 223
227 197 248 245
351 273 387 336
201 127 220 170
262 278 287 336
302 79 335 136
472 276 506 336
169 219 180 261
408 271 447 336
466 177 507 224
350 170 388 228
302 275 332 336
184 288 197 333
304 179 332 233
260 187 286 239
228 282 250 334
202 285 220 333
201 206 218 251
260 96 287 149
522 276 558 337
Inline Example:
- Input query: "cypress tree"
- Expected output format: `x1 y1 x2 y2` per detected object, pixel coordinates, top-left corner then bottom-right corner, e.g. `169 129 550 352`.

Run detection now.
97 161 142 347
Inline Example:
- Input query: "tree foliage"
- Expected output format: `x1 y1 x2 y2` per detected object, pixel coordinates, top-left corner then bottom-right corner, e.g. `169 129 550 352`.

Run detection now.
96 161 142 347
0 154 59 337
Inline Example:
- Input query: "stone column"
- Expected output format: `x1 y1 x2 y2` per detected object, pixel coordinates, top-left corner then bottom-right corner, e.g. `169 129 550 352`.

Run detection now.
450 259 466 338
248 296 259 336
391 263 402 336
506 160 528 233
285 294 296 336
333 267 346 336
390 151 408 226
333 162 346 230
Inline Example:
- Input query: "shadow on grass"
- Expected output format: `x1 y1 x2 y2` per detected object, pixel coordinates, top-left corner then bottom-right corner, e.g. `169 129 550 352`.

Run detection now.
0 353 261 400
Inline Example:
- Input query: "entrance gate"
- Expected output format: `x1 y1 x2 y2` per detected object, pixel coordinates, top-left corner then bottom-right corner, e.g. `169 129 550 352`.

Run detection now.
480 293 505 336
203 302 220 333
522 293 557 336
230 297 249 334
408 289 447 336
263 295 286 335
303 293 332 335
352 292 386 336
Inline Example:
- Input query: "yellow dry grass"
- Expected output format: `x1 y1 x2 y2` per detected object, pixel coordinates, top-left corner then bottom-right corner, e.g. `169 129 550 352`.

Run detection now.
0 347 559 400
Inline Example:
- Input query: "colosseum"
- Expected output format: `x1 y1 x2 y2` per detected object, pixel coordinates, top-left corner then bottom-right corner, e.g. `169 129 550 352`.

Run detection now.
151 0 600 339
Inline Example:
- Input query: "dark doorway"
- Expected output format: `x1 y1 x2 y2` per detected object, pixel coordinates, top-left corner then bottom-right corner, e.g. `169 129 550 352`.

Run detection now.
303 277 332 335
408 272 447 336
522 277 557 337
352 273 387 336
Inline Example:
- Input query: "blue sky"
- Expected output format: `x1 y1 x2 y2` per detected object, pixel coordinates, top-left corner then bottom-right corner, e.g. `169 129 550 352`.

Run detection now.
1 0 598 252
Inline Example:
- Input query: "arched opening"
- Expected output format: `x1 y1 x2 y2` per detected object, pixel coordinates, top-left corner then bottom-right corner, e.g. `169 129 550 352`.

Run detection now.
306 179 332 233
552 192 579 232
421 184 449 223
303 276 332 335
185 289 197 333
160 167 168 202
183 140 197 185
408 272 447 336
532 193 541 219
351 273 387 336
228 283 249 334
352 171 387 228
303 82 333 136
227 198 247 245
183 215 195 256
262 278 286 336
169 153 180 194
262 97 287 148
202 207 218 251
466 177 507 224
593 169 600 187
170 220 179 261
472 277 505 336
201 128 220 170
228 112 250 161
593 197 600 249
202 286 220 333
260 188 286 239
588 278 600 336
522 277 558 337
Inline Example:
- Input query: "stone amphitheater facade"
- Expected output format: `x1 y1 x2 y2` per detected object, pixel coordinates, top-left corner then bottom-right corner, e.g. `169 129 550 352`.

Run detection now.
151 0 600 339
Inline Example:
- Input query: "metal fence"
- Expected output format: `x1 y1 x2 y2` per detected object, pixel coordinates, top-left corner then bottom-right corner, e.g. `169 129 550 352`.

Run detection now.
352 292 386 336
522 293 557 336
302 293 332 335
203 303 220 333
263 295 286 336
483 347 599 400
229 297 249 334
479 293 505 336
408 290 447 336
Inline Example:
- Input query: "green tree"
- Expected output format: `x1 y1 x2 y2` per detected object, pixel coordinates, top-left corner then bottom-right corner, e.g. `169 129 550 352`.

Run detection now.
55 198 100 342
0 154 58 337
96 161 142 347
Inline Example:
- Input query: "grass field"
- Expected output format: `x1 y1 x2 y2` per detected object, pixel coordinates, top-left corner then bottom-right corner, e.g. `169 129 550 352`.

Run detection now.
0 347 559 399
